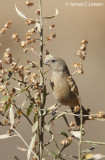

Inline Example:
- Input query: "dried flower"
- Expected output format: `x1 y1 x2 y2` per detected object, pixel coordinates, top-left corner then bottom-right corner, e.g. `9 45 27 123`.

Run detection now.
69 122 76 128
60 137 72 145
35 81 39 89
49 24 55 31
28 28 35 34
35 22 41 33
10 88 16 95
17 109 23 115
3 91 7 96
81 39 88 45
31 157 37 160
21 41 27 48
25 29 35 40
6 81 10 86
31 73 37 83
30 47 35 52
89 115 95 120
0 85 5 92
3 48 12 64
12 34 20 43
73 106 80 113
4 21 12 28
25 70 31 75
46 33 56 42
26 1 34 7
67 76 78 94
25 18 35 25
97 111 105 119
0 21 12 34
0 28 7 34
73 63 84 75
73 62 82 69
0 60 2 70
35 99 41 106
7 129 13 134
80 44 86 50
76 40 88 60
23 48 29 53
77 68 84 74
0 108 3 113
34 92 40 100
36 9 40 15
1 68 7 75
18 70 24 79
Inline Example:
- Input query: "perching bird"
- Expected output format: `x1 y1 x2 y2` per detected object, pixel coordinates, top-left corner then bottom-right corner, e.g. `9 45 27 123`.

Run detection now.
44 50 89 126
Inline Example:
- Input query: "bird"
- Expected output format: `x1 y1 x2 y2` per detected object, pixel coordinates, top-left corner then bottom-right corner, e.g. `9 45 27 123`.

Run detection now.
44 50 90 126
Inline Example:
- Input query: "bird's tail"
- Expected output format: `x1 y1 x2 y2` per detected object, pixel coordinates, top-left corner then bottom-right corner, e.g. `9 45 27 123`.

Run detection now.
70 105 90 126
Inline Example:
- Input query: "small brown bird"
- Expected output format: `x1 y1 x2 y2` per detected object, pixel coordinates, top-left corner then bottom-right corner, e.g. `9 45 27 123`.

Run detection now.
45 51 89 126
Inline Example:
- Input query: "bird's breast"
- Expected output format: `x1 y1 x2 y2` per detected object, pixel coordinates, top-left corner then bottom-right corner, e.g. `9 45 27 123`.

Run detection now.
51 71 71 105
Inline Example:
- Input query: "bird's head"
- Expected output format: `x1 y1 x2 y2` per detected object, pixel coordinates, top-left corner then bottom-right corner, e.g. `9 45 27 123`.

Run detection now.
44 50 69 73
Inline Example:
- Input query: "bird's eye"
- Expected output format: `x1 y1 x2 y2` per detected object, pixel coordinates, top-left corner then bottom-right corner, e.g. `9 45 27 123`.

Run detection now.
51 59 56 63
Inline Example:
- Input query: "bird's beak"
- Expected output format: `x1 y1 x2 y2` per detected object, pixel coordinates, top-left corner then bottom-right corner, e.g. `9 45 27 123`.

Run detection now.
43 60 50 66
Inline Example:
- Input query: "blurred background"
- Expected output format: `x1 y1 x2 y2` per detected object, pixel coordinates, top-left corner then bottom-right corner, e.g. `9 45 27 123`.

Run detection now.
0 0 105 159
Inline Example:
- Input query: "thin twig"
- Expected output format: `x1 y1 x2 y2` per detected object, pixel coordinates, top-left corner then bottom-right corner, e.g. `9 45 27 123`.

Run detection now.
82 140 105 145
78 97 82 160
